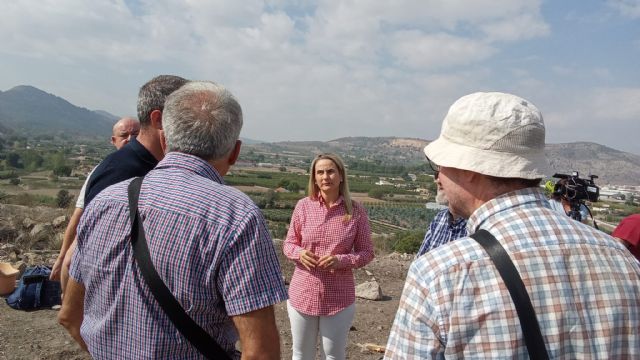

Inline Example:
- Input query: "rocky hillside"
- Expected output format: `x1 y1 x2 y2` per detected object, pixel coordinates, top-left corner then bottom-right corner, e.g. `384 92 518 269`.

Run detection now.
545 142 640 186
246 137 640 185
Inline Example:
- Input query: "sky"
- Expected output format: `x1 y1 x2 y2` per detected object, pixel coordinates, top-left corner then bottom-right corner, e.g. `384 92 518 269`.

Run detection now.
1 0 639 154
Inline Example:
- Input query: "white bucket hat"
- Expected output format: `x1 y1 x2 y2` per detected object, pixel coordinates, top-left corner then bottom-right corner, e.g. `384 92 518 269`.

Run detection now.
423 92 550 179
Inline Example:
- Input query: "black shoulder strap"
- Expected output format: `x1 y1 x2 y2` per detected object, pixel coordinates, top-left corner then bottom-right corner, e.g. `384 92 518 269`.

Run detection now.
470 229 550 360
127 177 231 360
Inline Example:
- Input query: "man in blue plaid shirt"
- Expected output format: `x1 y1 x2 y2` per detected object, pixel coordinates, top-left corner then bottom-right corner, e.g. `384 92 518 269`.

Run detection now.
386 92 640 359
417 190 467 257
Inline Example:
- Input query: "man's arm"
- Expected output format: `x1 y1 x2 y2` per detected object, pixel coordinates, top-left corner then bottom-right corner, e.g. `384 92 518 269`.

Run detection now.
231 306 280 360
58 278 88 352
50 207 83 281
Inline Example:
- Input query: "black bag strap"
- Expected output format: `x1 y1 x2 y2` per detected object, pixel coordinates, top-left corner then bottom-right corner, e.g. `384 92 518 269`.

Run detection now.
127 177 231 360
470 229 550 360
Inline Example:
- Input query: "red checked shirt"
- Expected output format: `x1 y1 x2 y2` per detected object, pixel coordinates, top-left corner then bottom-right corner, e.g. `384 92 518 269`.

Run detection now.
284 195 374 316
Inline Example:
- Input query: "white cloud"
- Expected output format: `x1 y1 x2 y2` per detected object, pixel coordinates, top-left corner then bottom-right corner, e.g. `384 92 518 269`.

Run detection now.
3 0 637 155
542 87 640 154
389 31 495 69
607 0 640 18
480 13 550 42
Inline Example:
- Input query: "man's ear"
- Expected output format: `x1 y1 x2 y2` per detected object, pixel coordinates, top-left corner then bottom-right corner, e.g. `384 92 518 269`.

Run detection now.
461 169 479 184
149 110 163 130
228 140 242 166
110 136 117 146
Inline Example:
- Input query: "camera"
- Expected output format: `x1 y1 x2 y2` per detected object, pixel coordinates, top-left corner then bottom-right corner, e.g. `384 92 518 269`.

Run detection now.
552 172 599 225
552 172 600 202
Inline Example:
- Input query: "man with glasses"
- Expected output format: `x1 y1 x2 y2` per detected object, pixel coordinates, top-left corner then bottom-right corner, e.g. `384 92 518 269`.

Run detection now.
385 92 640 358
416 158 467 256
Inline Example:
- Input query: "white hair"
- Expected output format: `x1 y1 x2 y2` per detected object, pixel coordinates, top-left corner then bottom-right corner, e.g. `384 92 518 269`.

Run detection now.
162 81 243 161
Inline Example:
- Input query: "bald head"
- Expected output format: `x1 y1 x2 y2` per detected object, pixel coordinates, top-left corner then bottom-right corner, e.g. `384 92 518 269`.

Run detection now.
111 117 140 149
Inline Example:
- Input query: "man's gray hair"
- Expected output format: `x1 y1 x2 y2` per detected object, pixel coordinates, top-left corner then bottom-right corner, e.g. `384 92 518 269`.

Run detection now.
162 81 243 161
137 75 188 127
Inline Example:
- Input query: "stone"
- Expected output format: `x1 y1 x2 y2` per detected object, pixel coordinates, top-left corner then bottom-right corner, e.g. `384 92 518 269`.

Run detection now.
52 216 67 228
355 280 383 301
22 218 36 230
29 224 49 237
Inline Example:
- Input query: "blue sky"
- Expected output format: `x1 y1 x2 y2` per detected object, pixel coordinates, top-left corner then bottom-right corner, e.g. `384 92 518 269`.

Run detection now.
1 0 639 154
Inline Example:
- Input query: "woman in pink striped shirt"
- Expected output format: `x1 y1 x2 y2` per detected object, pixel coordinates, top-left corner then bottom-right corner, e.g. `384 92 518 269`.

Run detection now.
284 153 374 360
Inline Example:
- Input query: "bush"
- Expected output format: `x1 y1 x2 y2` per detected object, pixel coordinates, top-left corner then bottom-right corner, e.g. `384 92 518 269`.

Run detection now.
56 189 74 208
53 165 72 177
391 230 425 254
9 178 20 185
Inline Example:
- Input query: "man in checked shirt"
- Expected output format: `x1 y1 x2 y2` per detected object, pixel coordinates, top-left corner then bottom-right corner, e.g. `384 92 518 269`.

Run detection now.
59 81 287 359
385 92 640 359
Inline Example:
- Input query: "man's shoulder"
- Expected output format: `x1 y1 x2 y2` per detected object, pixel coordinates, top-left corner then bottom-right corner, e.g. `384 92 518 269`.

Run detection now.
88 177 132 206
145 169 260 218
413 236 482 276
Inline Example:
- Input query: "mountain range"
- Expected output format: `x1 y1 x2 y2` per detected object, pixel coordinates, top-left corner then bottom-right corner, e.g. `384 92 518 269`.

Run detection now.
0 85 117 137
245 137 640 186
1 85 638 185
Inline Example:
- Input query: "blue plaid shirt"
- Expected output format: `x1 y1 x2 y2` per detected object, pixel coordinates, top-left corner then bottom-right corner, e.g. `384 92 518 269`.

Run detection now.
386 188 640 359
70 152 287 359
416 208 467 257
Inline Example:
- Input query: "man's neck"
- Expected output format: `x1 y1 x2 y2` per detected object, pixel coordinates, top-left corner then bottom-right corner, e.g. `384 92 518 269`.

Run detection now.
136 129 164 161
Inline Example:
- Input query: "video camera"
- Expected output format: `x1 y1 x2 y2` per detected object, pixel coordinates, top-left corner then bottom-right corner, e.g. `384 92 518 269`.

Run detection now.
552 172 600 203
552 172 599 226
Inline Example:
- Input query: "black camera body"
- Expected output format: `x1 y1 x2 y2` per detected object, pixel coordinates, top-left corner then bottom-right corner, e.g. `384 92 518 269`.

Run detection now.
552 172 600 203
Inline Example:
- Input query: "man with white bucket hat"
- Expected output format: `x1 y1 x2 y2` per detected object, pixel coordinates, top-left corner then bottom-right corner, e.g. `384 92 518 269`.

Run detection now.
385 92 640 359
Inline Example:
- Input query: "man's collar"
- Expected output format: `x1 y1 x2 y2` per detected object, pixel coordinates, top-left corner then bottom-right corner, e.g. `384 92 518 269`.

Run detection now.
126 137 158 166
155 152 224 184
467 187 546 233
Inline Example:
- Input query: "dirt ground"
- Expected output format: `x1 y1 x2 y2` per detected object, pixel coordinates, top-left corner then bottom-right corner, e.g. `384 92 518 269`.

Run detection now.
0 247 413 359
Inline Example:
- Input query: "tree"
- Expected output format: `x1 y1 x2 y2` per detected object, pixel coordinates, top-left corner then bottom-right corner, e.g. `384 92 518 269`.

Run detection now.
368 187 386 200
7 152 22 168
56 190 74 208
53 165 72 177
285 181 302 193
21 150 44 171
278 179 290 188
625 195 636 206
264 190 277 208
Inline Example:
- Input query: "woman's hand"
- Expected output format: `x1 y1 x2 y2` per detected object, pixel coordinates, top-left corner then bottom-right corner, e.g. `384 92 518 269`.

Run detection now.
318 255 339 270
299 250 319 270
50 255 63 281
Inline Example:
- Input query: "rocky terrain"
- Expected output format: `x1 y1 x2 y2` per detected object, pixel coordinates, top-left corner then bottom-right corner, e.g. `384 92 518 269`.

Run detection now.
0 203 412 359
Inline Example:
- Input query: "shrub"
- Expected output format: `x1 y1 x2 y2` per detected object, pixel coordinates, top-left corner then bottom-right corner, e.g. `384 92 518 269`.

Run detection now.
53 165 72 177
56 189 74 208
391 230 425 254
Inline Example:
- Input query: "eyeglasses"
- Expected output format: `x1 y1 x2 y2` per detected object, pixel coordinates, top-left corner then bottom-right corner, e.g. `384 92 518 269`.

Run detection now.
425 155 440 178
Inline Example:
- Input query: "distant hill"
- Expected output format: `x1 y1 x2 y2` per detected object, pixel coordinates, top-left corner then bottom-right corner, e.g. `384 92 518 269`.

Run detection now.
1 86 637 185
246 137 640 186
0 85 116 137
545 142 640 186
